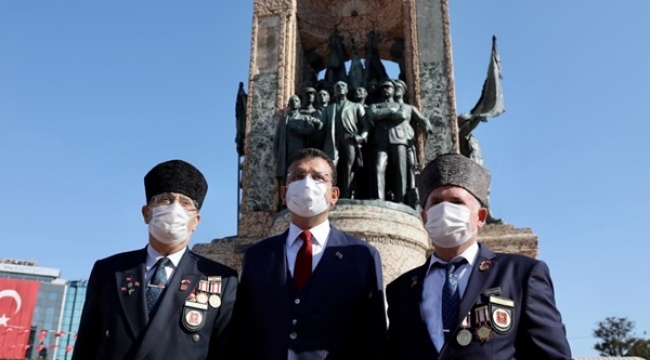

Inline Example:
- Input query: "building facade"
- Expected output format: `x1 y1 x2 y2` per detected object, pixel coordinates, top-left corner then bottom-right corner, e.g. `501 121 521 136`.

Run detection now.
0 259 66 360
56 280 87 360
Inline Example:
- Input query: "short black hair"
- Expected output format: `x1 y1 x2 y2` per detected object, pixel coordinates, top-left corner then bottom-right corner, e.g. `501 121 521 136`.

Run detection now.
287 148 337 186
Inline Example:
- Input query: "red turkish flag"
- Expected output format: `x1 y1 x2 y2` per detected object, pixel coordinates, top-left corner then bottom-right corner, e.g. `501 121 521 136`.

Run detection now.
39 329 47 342
0 279 40 360
65 344 73 353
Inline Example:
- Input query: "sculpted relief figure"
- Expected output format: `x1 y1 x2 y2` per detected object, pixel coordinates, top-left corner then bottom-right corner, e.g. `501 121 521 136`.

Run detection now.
311 89 331 150
393 79 434 208
367 79 433 207
300 87 319 118
274 95 323 203
367 79 410 203
322 81 369 199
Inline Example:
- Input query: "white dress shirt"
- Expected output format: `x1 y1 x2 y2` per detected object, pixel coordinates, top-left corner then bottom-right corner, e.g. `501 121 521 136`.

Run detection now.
421 242 479 352
285 220 331 276
145 245 186 282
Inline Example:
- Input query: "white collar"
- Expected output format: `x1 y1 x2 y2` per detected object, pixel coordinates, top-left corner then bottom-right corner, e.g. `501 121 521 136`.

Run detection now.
427 242 479 276
286 220 330 248
146 245 186 269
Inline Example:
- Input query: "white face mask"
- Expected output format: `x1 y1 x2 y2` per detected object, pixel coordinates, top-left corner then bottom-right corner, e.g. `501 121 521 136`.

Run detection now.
285 176 329 218
425 202 476 249
148 202 195 245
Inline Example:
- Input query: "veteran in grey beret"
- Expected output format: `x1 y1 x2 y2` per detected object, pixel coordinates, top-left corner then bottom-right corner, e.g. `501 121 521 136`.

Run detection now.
387 153 572 360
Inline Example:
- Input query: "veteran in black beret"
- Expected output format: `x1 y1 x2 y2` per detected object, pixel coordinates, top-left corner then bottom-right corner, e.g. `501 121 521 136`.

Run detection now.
386 153 572 360
73 160 238 360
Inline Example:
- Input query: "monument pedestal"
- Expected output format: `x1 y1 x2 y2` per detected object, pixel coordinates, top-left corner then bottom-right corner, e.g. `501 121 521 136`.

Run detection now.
193 202 539 283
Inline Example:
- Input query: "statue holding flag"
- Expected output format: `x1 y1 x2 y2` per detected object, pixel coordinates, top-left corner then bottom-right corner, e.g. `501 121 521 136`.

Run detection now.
458 35 505 224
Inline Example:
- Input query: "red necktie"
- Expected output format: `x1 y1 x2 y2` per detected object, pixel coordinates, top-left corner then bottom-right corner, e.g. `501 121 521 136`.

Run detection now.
294 231 313 290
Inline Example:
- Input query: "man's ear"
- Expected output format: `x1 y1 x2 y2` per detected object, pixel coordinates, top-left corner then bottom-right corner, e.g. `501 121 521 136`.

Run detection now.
142 206 151 224
280 185 287 205
477 207 488 227
191 213 201 232
421 209 427 225
329 186 340 206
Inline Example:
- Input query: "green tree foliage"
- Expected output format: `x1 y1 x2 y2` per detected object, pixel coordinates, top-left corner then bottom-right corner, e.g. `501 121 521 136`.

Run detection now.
627 338 650 358
593 316 648 356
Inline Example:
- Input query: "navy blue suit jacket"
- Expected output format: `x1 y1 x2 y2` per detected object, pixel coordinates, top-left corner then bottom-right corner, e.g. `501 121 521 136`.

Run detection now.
232 226 387 360
72 248 237 360
387 244 572 360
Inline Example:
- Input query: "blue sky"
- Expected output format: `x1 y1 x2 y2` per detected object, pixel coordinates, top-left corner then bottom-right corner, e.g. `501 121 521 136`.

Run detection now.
1 1 648 356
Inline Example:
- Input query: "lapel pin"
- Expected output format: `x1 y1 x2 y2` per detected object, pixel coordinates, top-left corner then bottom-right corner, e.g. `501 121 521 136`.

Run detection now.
479 261 491 272
410 276 418 288
335 251 343 259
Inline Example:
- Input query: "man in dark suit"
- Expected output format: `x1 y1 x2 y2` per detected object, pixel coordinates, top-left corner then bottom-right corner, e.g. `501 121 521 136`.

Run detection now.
73 160 237 360
321 81 369 198
387 154 572 360
233 148 386 360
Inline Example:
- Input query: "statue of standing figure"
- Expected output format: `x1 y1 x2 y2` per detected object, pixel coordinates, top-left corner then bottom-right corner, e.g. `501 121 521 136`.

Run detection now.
321 81 369 199
393 79 434 208
274 95 323 207
367 78 432 205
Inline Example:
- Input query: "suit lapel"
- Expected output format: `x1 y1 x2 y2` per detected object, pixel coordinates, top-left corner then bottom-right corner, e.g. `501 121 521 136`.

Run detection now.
405 260 439 358
115 249 147 339
456 245 497 325
265 233 291 322
134 250 201 360
300 227 352 316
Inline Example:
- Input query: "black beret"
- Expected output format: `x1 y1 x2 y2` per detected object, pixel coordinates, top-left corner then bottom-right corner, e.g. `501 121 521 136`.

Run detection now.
417 153 491 208
144 160 208 209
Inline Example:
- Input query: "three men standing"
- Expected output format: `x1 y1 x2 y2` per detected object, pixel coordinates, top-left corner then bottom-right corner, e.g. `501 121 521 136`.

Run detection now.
73 160 238 360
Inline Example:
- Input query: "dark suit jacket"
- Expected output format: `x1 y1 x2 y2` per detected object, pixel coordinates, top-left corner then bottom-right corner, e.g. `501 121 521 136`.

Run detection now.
386 244 572 360
232 226 387 360
72 248 237 360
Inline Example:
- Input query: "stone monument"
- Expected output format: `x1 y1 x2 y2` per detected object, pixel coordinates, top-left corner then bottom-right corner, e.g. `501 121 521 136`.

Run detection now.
193 0 539 284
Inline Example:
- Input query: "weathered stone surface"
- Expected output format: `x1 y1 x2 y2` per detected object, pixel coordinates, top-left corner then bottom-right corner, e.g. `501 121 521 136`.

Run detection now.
243 72 278 213
414 0 458 162
477 224 539 258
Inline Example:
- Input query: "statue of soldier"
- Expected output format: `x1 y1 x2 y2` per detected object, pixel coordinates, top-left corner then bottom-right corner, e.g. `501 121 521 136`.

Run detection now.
310 89 331 151
393 79 434 208
321 81 369 198
300 87 319 117
274 95 323 207
368 79 431 204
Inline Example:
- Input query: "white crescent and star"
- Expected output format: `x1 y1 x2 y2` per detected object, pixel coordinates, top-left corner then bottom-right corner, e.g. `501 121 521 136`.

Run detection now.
0 289 24 327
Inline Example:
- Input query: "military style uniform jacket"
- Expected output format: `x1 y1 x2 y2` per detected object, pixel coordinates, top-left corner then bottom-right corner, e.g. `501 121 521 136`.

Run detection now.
387 244 572 360
72 248 237 360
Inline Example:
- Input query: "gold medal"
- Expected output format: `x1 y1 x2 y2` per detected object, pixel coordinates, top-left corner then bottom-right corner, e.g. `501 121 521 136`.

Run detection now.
475 325 493 343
